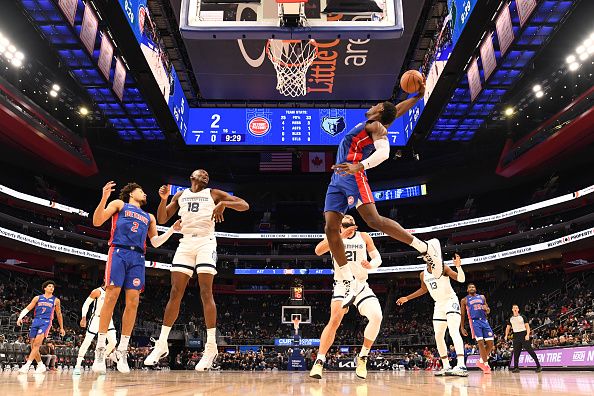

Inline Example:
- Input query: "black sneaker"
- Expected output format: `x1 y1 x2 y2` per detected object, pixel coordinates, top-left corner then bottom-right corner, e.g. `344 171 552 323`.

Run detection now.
512 368 520 373
535 366 542 373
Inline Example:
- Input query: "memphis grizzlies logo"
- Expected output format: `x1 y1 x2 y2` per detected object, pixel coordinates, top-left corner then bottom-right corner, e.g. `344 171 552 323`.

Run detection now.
321 117 346 136
452 303 460 310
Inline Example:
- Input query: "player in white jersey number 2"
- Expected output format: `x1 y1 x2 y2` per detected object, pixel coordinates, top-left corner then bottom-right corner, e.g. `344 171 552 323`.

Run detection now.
145 169 249 371
73 285 117 375
310 215 383 380
397 254 468 377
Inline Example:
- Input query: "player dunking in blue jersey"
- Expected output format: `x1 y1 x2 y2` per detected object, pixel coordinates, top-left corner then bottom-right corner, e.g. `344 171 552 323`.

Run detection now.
326 84 445 307
91 181 180 374
460 283 494 374
17 280 65 374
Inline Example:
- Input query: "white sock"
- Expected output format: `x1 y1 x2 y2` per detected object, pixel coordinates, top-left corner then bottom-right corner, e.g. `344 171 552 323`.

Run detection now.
23 360 32 366
410 236 428 254
316 354 326 362
206 328 216 345
159 325 172 343
118 335 130 352
456 356 465 367
338 264 354 280
479 357 484 363
441 358 450 369
359 346 370 357
96 333 107 349
76 357 83 367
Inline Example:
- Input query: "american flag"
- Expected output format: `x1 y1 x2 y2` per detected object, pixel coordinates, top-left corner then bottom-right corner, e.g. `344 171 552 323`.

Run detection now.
259 152 293 172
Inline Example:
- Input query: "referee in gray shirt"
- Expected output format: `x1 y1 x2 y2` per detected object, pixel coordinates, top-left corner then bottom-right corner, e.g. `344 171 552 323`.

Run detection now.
504 304 542 372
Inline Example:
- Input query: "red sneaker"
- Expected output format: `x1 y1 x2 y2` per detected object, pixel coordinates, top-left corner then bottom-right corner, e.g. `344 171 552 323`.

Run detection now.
476 361 489 373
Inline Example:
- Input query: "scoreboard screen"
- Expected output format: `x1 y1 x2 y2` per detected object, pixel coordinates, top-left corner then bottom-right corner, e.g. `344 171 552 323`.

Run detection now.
185 108 414 146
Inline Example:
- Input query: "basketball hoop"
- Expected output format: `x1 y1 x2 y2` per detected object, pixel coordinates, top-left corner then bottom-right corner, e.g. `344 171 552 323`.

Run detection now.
266 39 318 97
292 317 301 332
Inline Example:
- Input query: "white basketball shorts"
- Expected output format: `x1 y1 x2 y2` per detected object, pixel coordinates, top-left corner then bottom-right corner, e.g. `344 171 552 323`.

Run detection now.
433 295 461 321
171 235 218 276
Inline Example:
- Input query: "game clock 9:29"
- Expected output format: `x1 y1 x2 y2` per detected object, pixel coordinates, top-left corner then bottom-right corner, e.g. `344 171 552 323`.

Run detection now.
221 134 245 143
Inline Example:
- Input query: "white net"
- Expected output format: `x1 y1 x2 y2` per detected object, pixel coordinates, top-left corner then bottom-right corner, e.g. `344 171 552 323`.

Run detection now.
266 39 318 98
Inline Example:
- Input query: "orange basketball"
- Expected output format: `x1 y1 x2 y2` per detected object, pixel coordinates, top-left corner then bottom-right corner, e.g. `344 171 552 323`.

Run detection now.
400 70 424 94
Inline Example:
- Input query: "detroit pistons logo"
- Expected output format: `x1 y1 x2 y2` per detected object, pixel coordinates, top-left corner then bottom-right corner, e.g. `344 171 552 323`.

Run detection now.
248 117 270 137
347 196 355 205
133 278 141 287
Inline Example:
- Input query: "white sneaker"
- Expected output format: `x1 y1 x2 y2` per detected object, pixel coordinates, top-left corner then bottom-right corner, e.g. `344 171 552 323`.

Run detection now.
341 279 364 309
92 347 106 374
18 364 31 374
144 339 169 366
35 363 46 374
73 366 82 375
446 366 468 377
195 344 218 371
434 367 450 376
422 239 444 279
114 350 130 374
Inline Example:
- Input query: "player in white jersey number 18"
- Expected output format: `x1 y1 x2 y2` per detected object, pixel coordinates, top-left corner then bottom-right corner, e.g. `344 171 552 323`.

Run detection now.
396 254 468 377
144 169 249 371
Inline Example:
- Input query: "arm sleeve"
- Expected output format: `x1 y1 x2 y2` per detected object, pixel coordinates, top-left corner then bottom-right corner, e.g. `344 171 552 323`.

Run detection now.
150 226 175 248
18 308 30 321
456 266 465 283
361 139 390 170
81 297 94 318
368 249 382 268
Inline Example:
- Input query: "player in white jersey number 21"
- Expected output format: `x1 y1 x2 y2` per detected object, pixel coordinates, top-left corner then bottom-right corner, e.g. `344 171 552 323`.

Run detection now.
397 254 468 377
145 169 249 371
310 215 383 380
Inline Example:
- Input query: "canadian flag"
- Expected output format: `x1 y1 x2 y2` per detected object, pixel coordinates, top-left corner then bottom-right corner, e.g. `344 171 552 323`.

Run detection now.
301 152 334 173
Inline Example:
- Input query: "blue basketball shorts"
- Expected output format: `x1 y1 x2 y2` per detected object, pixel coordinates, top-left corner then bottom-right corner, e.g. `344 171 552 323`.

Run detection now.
324 172 374 214
105 246 146 290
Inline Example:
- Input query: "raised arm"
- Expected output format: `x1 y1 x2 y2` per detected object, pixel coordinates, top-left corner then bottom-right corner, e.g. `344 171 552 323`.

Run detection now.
396 272 428 305
444 253 465 283
55 298 65 336
210 189 250 223
157 186 182 224
92 181 124 227
17 296 39 326
395 80 425 118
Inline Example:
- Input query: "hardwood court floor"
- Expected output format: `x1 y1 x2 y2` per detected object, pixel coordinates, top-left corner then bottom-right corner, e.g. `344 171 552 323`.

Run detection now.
2 369 594 396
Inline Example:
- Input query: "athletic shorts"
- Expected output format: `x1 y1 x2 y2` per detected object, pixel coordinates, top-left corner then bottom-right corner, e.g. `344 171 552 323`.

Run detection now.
470 318 494 340
105 246 145 290
29 319 51 339
171 235 218 276
324 172 374 214
433 296 461 321
87 315 116 336
332 280 378 312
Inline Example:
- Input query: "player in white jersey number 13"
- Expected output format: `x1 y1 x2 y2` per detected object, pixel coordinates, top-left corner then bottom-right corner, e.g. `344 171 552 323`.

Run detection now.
309 215 383 380
396 254 468 377
144 169 249 371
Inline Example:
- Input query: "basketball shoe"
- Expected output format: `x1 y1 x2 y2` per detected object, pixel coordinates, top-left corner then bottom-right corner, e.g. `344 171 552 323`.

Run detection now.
309 359 324 379
144 338 169 366
434 366 450 376
34 362 46 374
114 350 130 373
421 239 444 279
446 365 469 377
195 343 218 371
476 360 491 374
355 356 368 379
92 347 106 374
